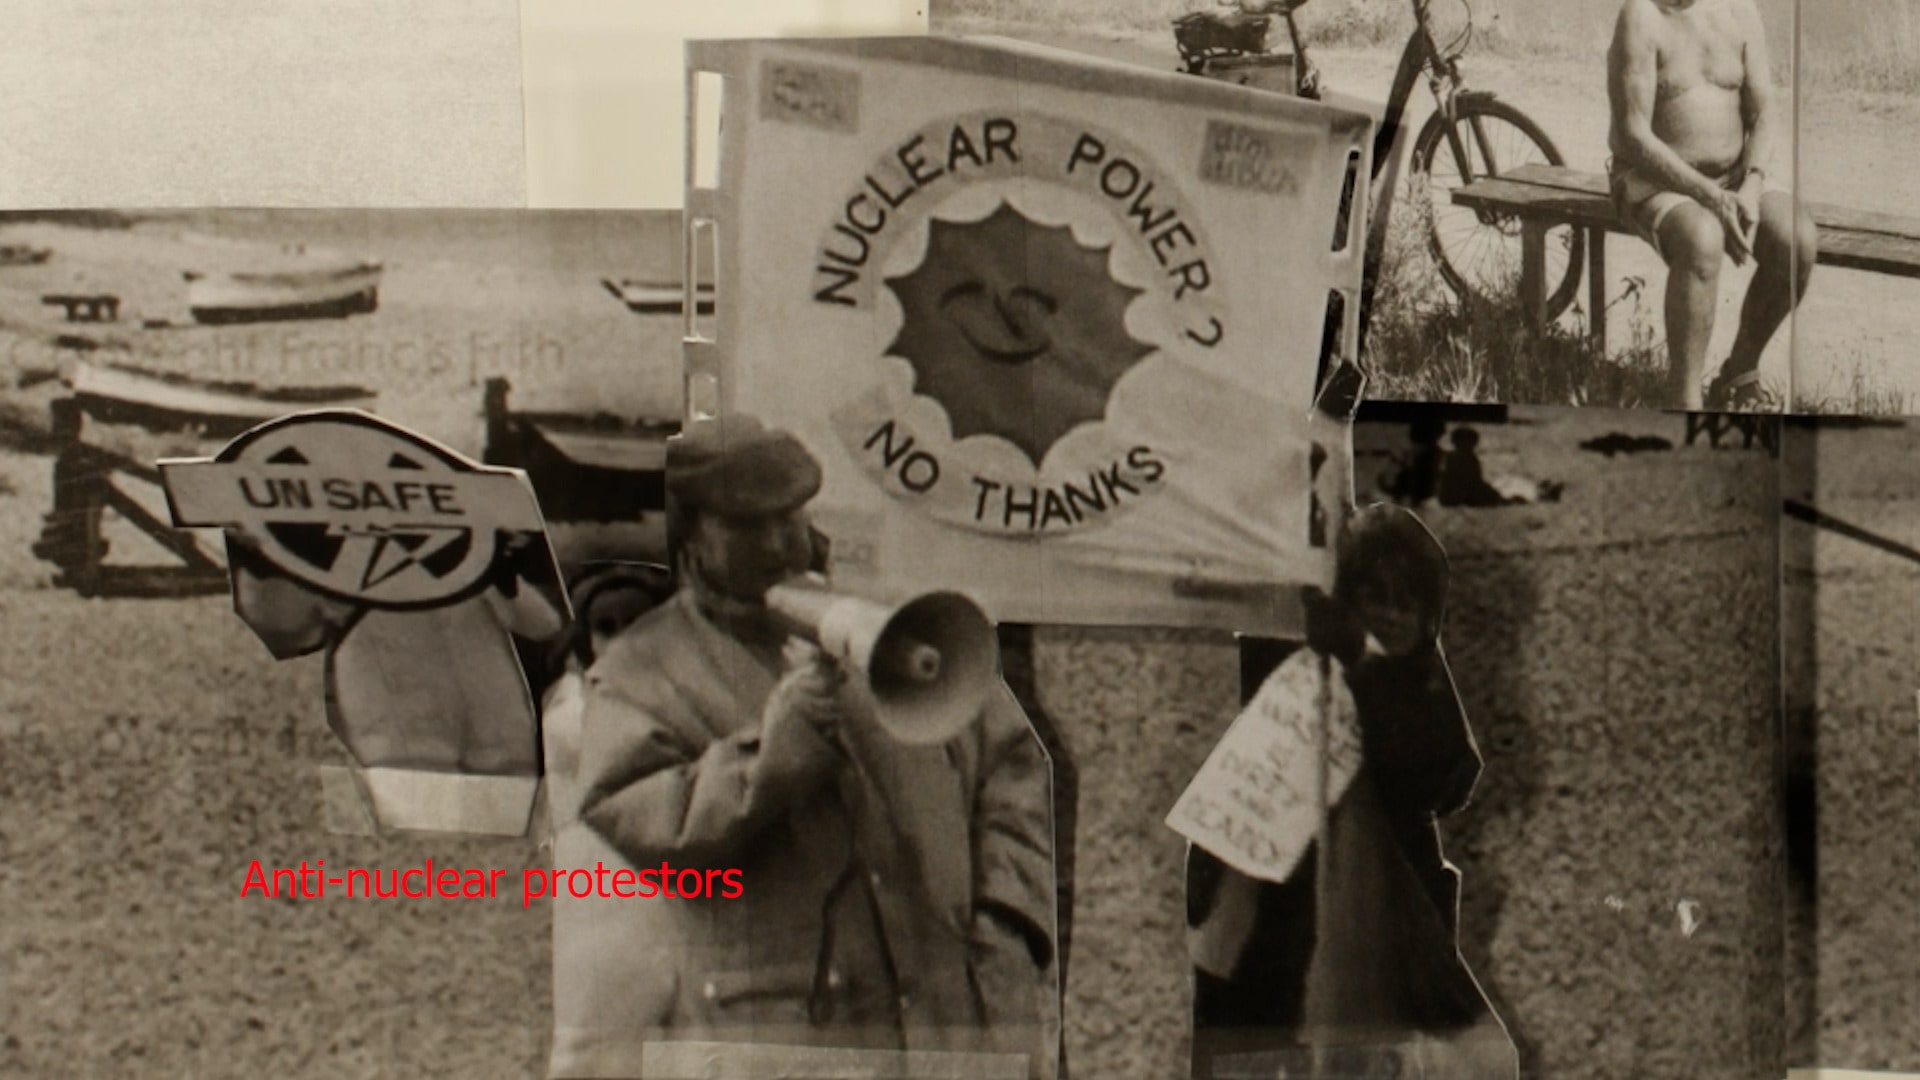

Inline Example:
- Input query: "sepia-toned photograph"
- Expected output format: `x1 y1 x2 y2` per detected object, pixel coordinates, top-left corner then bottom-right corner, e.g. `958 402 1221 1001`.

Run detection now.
936 0 1816 412
1352 401 1785 1079
1786 7 1920 413
1779 416 1920 1072
9 7 1920 1080
972 400 1785 1080
0 207 683 1076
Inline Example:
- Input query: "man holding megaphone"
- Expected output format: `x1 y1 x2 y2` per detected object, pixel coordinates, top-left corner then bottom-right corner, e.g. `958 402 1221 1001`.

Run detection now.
560 414 1058 1078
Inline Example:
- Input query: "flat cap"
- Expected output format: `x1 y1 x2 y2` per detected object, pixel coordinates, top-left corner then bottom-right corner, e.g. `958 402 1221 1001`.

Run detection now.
666 413 823 518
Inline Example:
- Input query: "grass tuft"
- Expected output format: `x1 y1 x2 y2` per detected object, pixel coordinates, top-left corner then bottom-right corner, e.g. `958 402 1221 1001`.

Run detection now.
1359 189 1673 408
1792 362 1915 417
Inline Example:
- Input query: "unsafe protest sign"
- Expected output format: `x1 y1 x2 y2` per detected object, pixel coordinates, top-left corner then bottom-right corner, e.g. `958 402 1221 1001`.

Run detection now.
159 409 571 836
159 409 552 610
1166 649 1363 883
685 35 1370 633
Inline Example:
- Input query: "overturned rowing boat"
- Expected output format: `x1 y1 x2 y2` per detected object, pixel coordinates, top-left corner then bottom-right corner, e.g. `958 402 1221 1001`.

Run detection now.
183 247 382 324
601 278 714 315
0 243 53 265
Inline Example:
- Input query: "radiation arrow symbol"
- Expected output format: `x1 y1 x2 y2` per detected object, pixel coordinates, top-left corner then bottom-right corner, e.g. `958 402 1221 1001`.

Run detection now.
326 524 472 592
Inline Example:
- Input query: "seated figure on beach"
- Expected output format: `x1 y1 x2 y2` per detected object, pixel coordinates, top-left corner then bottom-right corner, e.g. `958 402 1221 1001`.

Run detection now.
1438 428 1562 508
1606 0 1816 411
1378 418 1446 508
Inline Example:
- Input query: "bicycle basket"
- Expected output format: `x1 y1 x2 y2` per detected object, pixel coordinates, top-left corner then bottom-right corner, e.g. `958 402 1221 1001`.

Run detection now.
1172 11 1271 62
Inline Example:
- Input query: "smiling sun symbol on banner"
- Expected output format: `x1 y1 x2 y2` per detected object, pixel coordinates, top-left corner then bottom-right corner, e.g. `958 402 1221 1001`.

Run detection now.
884 202 1155 466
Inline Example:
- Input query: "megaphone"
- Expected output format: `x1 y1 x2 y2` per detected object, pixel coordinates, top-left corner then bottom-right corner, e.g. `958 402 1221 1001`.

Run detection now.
764 574 999 746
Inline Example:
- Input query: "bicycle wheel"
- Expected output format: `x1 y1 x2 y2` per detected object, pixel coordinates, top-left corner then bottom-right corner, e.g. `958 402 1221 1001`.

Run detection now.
1412 97 1584 321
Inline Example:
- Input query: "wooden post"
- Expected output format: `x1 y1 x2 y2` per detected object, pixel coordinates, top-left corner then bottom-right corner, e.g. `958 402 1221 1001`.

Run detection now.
482 377 512 466
39 397 107 593
1587 227 1607 354
1520 222 1547 332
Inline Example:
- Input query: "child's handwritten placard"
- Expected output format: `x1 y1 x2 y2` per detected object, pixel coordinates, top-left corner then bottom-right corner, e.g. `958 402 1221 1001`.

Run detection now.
1167 649 1362 882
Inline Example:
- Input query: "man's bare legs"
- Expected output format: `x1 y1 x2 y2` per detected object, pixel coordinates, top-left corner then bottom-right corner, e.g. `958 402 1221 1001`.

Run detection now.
1722 191 1819 387
1657 192 1817 409
1657 203 1726 410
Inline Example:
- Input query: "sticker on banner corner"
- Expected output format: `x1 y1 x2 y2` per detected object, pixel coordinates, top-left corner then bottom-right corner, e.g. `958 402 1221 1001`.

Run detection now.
1199 120 1307 196
761 60 861 134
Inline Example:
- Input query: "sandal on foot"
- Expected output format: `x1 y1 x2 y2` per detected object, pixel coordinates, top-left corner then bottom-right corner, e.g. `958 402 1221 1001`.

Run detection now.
1703 368 1777 413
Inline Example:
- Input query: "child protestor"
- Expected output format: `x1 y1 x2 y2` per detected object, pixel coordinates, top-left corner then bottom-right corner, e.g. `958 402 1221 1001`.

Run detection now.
1186 504 1514 1078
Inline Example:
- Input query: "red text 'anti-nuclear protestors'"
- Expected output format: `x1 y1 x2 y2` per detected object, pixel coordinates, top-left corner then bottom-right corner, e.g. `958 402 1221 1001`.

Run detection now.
239 860 744 907
524 863 744 906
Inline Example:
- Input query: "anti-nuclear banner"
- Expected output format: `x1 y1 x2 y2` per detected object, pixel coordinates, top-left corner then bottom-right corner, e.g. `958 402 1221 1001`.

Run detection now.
686 36 1370 632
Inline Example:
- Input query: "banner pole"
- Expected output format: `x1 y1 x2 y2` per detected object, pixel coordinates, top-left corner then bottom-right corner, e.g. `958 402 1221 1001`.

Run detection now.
1310 646 1335 1077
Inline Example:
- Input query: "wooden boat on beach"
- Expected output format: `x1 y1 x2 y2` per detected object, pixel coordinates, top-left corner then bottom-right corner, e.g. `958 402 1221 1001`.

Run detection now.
601 278 715 315
0 244 53 266
182 244 382 324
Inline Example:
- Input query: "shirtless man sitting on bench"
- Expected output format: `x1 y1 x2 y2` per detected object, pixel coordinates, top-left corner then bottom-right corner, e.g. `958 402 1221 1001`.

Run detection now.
1607 0 1816 411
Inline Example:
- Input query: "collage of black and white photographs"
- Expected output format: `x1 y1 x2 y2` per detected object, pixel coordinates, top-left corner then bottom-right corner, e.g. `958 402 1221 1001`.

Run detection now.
3 3 1919 1080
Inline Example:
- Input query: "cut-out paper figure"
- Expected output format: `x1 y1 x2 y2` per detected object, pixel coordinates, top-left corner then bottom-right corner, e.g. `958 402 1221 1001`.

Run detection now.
538 561 678 839
1174 504 1516 1078
160 409 570 836
552 413 1058 1079
539 561 682 1080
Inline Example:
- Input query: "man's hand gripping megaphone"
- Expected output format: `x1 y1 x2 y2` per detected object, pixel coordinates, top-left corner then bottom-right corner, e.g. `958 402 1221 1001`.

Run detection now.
758 636 856 775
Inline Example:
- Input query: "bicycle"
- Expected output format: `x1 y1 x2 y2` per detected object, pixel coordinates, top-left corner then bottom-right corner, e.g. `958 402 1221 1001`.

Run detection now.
1173 0 1585 323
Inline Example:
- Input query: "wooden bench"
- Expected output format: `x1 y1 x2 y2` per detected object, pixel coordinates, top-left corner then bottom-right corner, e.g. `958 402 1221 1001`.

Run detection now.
1451 164 1920 353
40 293 120 323
0 244 51 266
1681 411 1777 456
